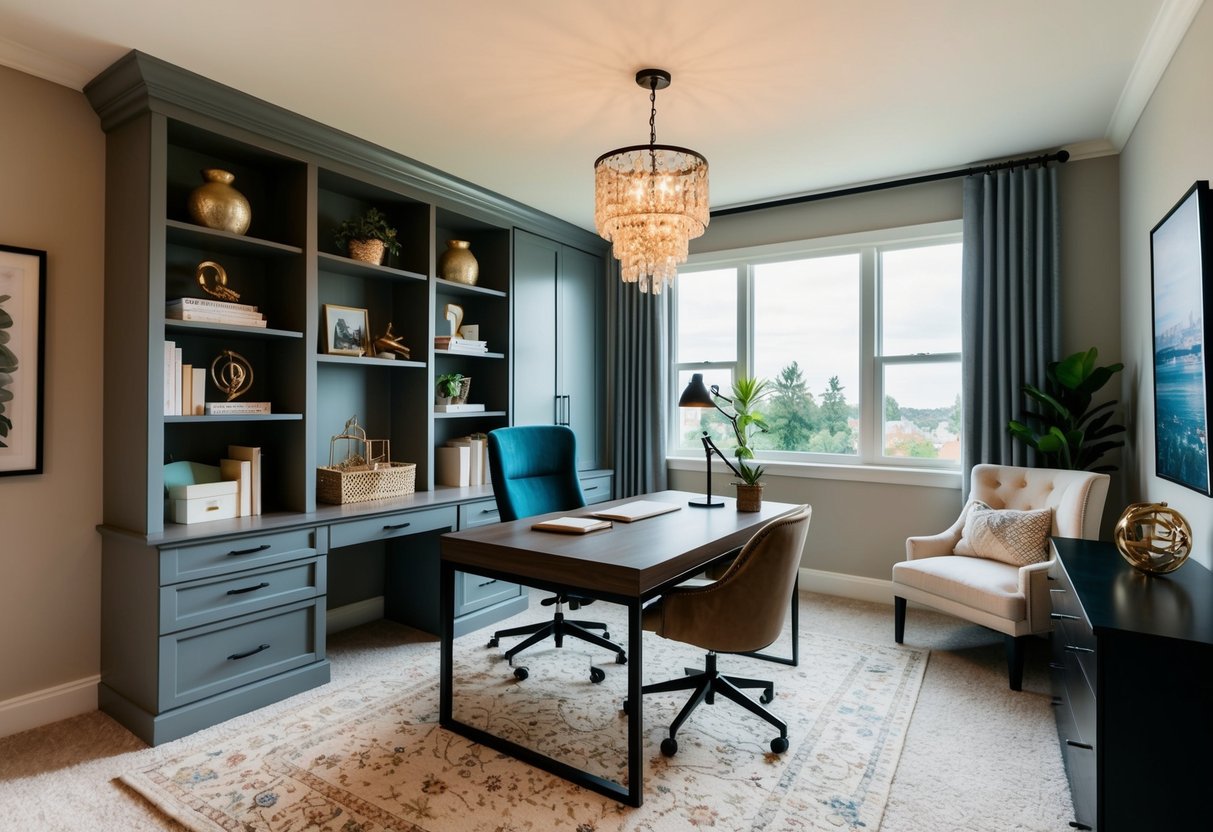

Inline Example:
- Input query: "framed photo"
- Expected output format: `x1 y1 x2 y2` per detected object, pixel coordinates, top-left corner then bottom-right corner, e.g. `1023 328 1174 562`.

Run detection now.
0 244 47 476
323 304 371 356
1150 180 1213 495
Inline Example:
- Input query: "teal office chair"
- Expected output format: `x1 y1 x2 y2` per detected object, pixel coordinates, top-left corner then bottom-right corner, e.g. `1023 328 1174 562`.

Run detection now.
485 425 627 680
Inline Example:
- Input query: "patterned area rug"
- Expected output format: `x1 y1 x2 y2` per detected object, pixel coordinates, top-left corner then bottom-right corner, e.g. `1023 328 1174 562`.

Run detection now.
122 622 927 831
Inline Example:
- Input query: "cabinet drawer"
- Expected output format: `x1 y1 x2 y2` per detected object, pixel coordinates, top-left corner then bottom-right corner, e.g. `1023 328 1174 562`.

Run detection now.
580 474 613 505
1062 734 1097 830
161 528 320 585
330 505 456 549
1065 650 1096 747
159 557 326 634
456 571 523 616
459 498 501 530
158 598 323 710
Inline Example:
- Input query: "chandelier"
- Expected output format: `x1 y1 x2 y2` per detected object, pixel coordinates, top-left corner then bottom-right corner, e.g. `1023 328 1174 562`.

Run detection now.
594 68 709 294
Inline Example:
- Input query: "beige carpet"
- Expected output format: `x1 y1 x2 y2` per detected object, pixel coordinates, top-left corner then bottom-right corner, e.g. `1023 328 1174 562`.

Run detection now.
119 607 926 831
0 593 1077 831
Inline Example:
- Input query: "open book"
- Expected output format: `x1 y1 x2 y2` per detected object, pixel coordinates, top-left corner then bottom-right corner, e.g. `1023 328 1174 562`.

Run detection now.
531 516 612 534
589 500 681 522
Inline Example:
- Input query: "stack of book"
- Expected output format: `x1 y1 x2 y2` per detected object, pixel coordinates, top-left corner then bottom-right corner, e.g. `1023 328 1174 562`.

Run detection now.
433 335 487 354
167 297 267 328
163 340 206 416
435 434 489 487
205 400 272 415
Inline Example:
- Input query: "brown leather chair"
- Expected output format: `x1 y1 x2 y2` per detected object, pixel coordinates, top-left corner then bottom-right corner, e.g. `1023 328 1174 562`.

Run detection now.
628 505 811 756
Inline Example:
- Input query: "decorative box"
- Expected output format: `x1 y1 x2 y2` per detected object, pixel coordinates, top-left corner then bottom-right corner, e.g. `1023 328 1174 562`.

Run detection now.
172 481 239 524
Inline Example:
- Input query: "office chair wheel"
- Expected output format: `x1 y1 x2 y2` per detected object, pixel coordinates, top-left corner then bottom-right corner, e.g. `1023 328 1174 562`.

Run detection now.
513 666 529 681
760 687 774 704
615 652 627 665
590 666 606 683
660 737 679 757
620 699 629 714
770 736 789 754
487 637 500 648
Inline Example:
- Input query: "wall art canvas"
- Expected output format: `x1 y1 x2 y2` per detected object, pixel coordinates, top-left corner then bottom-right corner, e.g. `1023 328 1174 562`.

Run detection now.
1150 180 1212 495
0 244 47 476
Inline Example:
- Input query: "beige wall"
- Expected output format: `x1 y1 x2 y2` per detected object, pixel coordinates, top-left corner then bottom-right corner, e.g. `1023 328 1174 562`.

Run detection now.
678 157 1121 583
0 65 105 704
1120 1 1213 569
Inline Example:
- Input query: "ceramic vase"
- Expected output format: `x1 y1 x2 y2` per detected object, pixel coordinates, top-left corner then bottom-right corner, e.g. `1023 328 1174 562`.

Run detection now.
187 168 252 235
439 240 479 285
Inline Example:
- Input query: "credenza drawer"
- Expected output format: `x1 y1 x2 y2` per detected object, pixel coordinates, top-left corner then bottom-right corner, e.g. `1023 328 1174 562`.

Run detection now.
580 474 613 505
458 498 501 530
457 571 523 616
329 505 456 549
158 599 323 710
159 557 326 634
161 528 319 585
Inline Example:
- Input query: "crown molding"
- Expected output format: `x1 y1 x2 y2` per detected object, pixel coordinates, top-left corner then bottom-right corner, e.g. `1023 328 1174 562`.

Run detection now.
1061 139 1119 162
0 34 93 90
1107 0 1204 149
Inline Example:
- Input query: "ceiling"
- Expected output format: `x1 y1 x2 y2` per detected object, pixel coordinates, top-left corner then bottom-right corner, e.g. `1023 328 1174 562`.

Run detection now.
0 1 1201 231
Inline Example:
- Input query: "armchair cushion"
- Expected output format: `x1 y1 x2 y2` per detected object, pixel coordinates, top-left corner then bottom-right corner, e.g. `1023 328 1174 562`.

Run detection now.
892 555 1025 621
953 501 1052 566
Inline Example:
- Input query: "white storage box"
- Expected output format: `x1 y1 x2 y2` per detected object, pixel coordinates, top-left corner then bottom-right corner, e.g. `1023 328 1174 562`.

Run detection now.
173 485 239 524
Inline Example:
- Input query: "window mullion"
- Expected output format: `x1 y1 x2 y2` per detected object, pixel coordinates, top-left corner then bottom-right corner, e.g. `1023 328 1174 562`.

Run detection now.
859 246 879 465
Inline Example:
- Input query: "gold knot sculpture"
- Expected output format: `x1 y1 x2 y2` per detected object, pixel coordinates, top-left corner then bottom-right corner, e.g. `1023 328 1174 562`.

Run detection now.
195 260 241 302
373 323 411 359
1113 501 1192 574
210 349 253 402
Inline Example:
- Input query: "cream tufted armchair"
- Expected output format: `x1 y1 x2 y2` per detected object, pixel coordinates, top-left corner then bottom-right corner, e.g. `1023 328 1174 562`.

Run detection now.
892 464 1109 690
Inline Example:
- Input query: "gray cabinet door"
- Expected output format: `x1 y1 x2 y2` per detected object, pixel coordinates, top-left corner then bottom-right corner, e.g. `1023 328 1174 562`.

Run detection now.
559 245 602 470
513 231 559 427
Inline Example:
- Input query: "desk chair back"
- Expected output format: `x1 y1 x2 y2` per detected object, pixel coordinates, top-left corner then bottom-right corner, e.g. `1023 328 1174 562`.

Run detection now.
487 426 585 521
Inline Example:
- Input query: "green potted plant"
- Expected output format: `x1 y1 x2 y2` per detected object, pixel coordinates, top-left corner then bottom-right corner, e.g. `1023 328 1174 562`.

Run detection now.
435 372 468 406
1008 347 1126 471
725 376 771 510
334 207 401 265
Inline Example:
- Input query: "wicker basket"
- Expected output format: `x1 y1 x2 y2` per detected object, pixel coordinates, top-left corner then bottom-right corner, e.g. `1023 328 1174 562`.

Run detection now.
317 461 416 505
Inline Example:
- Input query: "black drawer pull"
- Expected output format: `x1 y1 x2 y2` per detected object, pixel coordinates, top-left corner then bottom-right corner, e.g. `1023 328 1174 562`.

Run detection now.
1066 644 1095 654
584 485 599 491
1049 662 1065 671
477 579 499 588
1069 822 1093 831
480 508 498 515
226 581 270 596
383 522 411 531
1065 739 1093 750
1051 696 1063 706
228 643 271 660
228 543 271 557
1050 612 1080 620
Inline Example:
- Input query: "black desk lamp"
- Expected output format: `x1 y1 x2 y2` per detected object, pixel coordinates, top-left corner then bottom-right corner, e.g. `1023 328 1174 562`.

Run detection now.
679 373 743 508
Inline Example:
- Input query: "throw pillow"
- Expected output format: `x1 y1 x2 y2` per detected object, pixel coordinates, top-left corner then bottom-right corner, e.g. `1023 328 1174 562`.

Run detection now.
954 500 1053 566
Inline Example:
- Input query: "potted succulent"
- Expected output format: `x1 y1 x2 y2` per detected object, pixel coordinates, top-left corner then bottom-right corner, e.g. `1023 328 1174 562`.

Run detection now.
724 376 771 511
435 372 470 406
334 207 401 265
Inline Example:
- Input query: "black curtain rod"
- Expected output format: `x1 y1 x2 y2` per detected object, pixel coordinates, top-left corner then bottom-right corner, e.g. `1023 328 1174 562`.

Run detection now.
710 149 1070 219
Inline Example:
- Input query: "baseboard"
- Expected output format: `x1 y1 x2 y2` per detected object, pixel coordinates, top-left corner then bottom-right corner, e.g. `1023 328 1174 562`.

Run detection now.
0 674 100 740
326 596 385 634
799 567 895 606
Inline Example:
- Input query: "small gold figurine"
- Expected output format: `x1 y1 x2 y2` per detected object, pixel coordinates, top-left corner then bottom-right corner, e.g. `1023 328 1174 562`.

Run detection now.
196 260 241 302
210 349 253 401
373 323 411 359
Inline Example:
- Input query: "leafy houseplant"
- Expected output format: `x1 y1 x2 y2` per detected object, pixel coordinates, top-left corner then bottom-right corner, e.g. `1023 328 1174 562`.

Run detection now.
435 372 466 404
1008 347 1126 472
334 207 401 264
727 376 771 485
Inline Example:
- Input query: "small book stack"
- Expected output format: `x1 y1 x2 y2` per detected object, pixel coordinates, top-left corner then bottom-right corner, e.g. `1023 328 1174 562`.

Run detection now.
167 297 267 328
220 444 262 516
435 434 489 487
433 335 487 354
205 401 272 415
163 340 206 416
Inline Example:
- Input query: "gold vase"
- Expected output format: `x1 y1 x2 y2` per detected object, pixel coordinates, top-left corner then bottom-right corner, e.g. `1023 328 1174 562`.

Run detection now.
187 168 251 235
439 240 479 285
735 483 763 512
348 239 385 264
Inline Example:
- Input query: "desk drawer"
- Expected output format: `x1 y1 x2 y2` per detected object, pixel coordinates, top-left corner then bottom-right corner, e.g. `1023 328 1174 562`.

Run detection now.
159 557 326 634
330 506 456 549
456 571 523 616
580 474 613 505
459 498 501 530
158 598 323 710
161 528 319 585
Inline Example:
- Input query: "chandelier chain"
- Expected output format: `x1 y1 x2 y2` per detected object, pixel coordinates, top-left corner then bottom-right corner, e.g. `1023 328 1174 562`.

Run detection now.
648 78 657 146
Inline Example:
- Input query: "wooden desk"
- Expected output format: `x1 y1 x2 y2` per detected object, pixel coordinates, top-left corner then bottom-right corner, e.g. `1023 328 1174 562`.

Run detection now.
439 490 799 806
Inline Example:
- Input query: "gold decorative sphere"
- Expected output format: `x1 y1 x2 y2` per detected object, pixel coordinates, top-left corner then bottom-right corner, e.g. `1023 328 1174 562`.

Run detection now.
1113 501 1193 574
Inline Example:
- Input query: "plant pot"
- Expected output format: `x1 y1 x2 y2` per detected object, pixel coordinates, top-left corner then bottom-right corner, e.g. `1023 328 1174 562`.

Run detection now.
348 238 386 264
735 482 764 512
435 377 472 405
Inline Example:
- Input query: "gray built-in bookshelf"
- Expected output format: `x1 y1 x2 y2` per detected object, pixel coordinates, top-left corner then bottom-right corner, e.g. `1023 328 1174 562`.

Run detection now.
86 51 611 745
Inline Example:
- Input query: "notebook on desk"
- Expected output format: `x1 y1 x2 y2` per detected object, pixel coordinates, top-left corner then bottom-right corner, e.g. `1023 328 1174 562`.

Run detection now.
532 516 613 534
589 500 682 522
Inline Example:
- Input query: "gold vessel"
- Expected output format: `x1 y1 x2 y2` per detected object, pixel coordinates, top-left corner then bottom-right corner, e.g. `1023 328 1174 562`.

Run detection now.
439 240 479 285
1113 501 1192 574
188 169 252 235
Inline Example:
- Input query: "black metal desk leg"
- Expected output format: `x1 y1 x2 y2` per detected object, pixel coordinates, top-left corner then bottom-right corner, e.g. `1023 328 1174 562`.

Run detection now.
440 560 455 725
627 598 644 807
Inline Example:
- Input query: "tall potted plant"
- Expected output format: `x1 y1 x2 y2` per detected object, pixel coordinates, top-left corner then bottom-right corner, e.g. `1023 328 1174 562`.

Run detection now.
1007 347 1126 471
725 376 771 510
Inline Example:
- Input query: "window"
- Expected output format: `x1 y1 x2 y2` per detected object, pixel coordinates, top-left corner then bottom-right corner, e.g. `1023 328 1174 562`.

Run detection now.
672 221 962 471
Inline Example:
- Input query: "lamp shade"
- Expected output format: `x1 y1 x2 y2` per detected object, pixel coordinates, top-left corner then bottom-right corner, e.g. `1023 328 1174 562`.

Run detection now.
678 373 715 407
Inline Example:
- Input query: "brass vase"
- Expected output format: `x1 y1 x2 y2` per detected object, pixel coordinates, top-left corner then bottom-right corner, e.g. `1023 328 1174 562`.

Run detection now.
187 169 252 235
439 240 479 285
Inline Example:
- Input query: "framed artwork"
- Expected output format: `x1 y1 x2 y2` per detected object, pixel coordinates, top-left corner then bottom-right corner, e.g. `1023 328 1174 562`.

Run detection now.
0 244 47 476
1150 180 1212 495
323 304 371 356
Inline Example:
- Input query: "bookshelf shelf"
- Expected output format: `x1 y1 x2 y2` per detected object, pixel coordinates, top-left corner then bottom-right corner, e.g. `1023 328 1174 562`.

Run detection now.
165 320 303 339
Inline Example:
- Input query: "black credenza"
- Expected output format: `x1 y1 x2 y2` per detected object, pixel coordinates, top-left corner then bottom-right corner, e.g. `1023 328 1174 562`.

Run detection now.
1048 537 1213 831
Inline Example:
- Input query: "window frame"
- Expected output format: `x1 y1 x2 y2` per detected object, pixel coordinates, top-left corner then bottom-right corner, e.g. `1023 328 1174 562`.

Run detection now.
669 220 963 475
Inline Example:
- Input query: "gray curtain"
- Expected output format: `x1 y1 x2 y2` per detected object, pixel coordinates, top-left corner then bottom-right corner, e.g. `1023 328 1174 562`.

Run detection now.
609 277 669 498
961 165 1060 498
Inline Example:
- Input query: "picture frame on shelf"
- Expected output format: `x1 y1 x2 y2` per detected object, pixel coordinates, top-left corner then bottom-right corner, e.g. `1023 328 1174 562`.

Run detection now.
0 244 47 476
323 303 371 356
1150 180 1213 495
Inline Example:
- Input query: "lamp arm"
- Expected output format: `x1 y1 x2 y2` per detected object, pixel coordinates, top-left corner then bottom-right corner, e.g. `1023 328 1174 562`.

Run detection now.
700 432 743 479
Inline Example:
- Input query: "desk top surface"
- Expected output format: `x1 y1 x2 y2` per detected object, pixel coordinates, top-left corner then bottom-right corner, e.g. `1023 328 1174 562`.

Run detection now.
440 490 801 599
